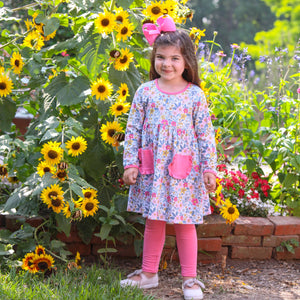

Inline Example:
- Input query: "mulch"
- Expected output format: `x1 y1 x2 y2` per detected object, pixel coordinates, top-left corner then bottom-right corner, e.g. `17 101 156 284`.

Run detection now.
114 257 300 300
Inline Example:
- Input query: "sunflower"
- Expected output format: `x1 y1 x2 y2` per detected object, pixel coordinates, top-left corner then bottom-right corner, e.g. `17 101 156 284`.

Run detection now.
95 10 116 34
114 7 129 26
40 141 64 165
117 83 130 100
65 136 87 157
220 199 240 224
41 184 65 213
114 48 133 71
75 251 82 269
144 1 164 21
32 253 55 273
7 176 19 184
81 197 99 217
35 245 46 256
116 20 134 42
110 100 130 117
189 27 206 45
22 30 45 50
0 74 13 97
54 168 68 181
0 164 8 179
10 52 24 74
22 252 38 273
91 77 113 101
37 160 56 177
162 0 178 19
100 121 124 145
82 188 98 200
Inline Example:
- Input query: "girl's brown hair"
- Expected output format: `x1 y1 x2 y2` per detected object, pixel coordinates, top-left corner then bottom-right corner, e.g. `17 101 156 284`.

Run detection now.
149 30 200 87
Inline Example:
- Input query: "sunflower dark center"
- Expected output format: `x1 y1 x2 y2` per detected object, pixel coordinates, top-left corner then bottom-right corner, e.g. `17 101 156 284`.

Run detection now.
0 166 8 176
57 170 67 178
121 27 128 35
37 261 49 271
116 105 124 111
15 60 20 67
101 18 109 26
97 85 106 93
72 142 80 150
48 150 58 159
28 260 34 267
190 33 195 39
116 16 123 23
108 129 116 137
122 90 126 96
152 7 161 14
48 191 58 198
110 50 121 58
0 82 7 90
84 192 92 198
44 167 50 172
120 56 128 64
51 197 62 207
85 202 94 211
228 207 235 214
36 249 44 255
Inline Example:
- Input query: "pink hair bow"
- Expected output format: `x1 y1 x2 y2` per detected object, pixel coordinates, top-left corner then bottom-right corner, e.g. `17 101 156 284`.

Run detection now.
142 15 176 46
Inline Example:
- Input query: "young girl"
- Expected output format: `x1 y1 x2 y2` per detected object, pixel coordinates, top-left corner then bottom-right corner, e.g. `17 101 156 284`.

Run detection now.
120 15 217 300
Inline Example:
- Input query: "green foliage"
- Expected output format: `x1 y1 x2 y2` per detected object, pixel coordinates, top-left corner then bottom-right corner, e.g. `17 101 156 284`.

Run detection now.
276 238 300 254
243 0 300 58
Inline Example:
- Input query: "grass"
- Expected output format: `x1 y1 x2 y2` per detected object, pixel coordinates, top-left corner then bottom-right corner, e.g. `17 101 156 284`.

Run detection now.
0 264 155 300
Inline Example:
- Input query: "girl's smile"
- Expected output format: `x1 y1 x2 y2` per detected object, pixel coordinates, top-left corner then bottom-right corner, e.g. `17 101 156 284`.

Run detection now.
154 45 186 87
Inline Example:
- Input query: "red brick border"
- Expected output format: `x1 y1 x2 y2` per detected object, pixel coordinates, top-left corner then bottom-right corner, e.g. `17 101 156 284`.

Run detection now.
2 214 300 263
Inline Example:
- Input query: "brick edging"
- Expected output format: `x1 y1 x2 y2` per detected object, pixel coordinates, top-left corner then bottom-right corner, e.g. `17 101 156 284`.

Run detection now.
1 214 300 263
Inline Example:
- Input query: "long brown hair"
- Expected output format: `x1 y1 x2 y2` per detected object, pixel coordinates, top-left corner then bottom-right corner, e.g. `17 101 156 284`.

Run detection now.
149 30 200 87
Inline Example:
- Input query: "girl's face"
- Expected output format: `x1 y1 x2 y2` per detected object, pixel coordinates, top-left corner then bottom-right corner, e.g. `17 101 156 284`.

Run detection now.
154 45 186 84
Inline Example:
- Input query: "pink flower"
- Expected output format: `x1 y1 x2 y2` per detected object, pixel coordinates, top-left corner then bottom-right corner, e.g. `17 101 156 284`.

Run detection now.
144 87 149 91
151 102 155 107
61 51 69 57
297 87 300 94
184 108 188 113
162 119 168 125
192 198 199 205
171 121 176 127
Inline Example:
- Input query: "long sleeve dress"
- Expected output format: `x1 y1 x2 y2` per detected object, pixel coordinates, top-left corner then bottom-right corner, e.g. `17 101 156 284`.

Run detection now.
123 79 217 224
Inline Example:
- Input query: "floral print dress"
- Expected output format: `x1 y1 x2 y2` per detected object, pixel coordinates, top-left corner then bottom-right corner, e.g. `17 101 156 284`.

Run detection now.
123 79 217 224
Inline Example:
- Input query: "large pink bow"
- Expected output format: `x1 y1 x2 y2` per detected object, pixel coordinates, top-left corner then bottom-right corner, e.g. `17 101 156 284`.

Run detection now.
142 15 176 46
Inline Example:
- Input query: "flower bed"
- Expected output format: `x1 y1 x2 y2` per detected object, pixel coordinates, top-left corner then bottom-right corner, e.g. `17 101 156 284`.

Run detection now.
2 214 300 264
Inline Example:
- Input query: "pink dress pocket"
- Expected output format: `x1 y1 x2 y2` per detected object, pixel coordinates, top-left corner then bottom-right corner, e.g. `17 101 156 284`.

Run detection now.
168 154 192 179
138 148 154 174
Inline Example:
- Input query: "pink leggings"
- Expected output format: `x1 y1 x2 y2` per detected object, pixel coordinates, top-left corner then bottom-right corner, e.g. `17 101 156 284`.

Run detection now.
142 219 197 277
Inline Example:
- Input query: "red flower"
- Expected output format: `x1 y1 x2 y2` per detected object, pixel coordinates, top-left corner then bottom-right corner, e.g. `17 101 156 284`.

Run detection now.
251 172 260 179
238 189 245 197
261 185 270 192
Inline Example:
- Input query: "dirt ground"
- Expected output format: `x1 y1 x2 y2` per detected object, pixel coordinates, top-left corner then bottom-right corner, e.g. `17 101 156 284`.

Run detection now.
116 257 300 300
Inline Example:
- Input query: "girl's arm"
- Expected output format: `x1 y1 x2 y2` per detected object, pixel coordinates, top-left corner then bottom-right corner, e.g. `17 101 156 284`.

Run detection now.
123 86 146 169
193 88 217 177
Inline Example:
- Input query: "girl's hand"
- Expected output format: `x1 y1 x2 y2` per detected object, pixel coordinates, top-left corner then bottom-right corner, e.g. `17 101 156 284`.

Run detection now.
203 172 216 193
123 168 139 185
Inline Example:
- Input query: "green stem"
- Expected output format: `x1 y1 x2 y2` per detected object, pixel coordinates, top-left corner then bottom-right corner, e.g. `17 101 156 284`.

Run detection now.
11 3 39 12
207 32 218 62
